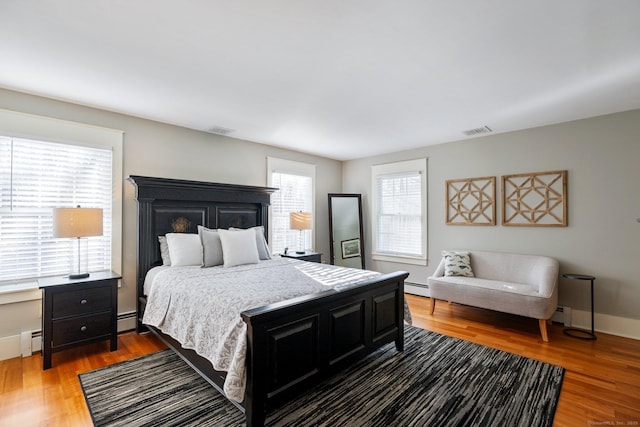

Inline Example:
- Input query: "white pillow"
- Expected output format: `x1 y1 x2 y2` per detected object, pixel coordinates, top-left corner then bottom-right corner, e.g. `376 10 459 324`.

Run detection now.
442 250 474 277
198 225 224 267
218 228 260 268
230 226 271 260
158 235 171 266
166 233 203 267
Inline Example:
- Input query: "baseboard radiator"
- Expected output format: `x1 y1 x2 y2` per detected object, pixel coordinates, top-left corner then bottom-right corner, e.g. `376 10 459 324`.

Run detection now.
551 305 571 326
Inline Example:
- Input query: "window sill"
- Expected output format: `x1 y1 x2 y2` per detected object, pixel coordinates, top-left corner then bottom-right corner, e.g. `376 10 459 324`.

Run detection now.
372 253 427 266
0 282 41 305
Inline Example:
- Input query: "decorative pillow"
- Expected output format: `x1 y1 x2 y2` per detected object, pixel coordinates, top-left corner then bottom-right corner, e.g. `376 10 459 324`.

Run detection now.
442 250 474 277
230 226 271 260
165 233 203 267
198 225 224 267
218 228 260 268
158 235 171 266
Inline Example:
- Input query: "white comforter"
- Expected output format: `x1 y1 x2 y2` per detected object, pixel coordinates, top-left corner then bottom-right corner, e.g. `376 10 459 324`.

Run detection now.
143 257 382 402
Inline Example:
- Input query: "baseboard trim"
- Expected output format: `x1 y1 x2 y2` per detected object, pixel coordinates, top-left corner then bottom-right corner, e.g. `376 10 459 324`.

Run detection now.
0 335 21 361
405 282 429 297
571 309 640 340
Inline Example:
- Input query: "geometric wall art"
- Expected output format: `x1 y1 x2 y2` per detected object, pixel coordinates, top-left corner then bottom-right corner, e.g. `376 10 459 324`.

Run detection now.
446 176 496 225
501 170 567 227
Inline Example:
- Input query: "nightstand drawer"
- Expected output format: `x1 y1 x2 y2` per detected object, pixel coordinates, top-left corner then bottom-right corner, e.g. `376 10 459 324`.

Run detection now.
52 312 112 346
52 286 112 318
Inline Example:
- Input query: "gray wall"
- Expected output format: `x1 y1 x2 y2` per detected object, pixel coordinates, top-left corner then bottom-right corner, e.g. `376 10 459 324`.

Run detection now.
0 87 342 342
343 109 640 322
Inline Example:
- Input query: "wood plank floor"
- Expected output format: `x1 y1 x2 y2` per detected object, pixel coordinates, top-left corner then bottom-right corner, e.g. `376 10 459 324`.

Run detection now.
1 294 639 426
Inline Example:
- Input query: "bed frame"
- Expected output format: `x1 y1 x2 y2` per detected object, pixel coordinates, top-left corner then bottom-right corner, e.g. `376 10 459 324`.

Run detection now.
127 175 409 427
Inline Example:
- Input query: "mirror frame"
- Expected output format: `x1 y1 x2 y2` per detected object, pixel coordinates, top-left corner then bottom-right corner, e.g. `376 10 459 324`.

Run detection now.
328 193 365 269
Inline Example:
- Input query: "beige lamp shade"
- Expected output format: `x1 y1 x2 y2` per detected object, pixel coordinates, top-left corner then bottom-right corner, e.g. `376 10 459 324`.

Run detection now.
53 207 103 238
289 211 312 230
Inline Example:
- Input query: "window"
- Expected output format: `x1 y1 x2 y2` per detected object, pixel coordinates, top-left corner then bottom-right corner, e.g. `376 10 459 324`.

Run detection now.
0 109 123 287
0 137 112 283
267 157 315 254
372 158 427 265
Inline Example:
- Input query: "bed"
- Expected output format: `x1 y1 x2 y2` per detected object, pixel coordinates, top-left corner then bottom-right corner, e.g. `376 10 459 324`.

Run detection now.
127 175 409 426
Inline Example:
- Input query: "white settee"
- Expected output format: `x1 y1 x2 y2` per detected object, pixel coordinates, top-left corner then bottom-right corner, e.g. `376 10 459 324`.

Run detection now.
427 250 559 342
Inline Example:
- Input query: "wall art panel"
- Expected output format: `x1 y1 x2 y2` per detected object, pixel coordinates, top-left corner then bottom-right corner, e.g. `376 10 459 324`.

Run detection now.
501 170 567 226
446 176 496 225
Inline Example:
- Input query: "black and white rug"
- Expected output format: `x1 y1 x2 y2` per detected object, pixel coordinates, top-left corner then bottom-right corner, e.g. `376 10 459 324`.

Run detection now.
79 326 564 427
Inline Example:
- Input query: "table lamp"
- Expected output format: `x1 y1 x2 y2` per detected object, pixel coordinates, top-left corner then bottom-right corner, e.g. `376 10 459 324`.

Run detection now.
289 211 312 254
53 206 103 279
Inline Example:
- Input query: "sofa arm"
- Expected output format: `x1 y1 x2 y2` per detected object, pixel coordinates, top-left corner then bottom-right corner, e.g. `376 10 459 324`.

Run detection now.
432 257 446 278
532 257 560 298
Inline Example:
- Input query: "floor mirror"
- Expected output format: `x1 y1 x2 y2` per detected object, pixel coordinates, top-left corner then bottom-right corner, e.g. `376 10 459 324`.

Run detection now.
328 193 365 269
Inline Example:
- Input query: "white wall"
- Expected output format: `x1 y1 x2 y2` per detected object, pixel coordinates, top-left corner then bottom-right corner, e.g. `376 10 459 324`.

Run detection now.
343 109 640 337
0 87 342 358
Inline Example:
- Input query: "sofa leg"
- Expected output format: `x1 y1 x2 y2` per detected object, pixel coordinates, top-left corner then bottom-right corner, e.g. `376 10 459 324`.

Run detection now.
538 319 549 342
429 298 437 314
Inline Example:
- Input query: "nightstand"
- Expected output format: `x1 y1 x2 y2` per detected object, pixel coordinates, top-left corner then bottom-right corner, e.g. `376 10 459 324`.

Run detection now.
281 251 322 263
39 271 120 370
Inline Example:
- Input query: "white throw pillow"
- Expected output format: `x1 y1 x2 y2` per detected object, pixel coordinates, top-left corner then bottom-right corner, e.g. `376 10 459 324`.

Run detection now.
218 228 260 268
166 233 203 267
442 250 474 277
158 235 171 266
198 225 224 267
230 226 271 260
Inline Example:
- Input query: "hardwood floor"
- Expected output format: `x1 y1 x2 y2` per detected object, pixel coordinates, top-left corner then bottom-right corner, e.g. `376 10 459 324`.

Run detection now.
0 331 166 427
1 295 639 426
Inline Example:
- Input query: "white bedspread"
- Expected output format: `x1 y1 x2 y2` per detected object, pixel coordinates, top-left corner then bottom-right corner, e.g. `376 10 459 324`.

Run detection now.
143 257 384 402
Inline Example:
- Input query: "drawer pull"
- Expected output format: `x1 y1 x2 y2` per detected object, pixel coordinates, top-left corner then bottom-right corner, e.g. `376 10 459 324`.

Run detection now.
80 326 87 332
80 299 88 305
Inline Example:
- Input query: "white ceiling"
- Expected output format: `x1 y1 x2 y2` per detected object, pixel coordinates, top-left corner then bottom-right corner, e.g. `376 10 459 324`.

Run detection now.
1 1 640 161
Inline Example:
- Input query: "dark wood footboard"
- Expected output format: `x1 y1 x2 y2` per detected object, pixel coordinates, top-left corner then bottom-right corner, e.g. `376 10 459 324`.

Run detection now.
242 271 408 426
145 271 407 427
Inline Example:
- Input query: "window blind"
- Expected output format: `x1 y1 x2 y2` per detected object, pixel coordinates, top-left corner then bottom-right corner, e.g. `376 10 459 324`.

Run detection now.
0 136 112 283
270 171 313 254
375 170 423 257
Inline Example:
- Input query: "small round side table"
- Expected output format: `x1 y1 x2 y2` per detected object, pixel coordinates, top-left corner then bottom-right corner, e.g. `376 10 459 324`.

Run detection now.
562 274 596 340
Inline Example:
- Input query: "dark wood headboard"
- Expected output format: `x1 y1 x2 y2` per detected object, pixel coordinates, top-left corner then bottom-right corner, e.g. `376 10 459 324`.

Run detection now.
127 175 277 331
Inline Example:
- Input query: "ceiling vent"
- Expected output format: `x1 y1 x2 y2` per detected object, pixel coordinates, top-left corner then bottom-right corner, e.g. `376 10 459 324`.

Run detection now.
206 126 234 136
463 126 492 137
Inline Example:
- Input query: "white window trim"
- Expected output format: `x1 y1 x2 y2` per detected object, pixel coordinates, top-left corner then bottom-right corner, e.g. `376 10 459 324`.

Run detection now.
371 158 428 266
0 109 124 292
266 157 316 251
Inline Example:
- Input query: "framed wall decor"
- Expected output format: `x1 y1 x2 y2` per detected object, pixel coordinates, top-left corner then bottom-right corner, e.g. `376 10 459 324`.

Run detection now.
446 176 496 225
341 238 361 258
502 170 567 226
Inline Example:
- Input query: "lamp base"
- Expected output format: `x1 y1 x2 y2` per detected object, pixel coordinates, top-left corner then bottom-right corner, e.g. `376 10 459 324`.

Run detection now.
295 250 306 254
68 272 90 280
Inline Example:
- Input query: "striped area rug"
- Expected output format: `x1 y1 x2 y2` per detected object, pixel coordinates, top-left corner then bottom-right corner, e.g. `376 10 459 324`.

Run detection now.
79 326 564 426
